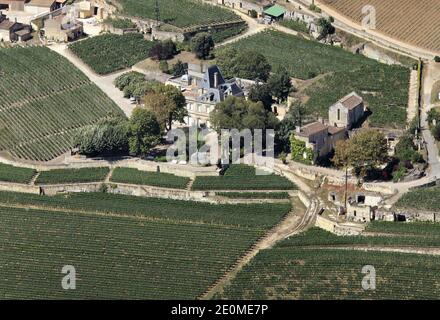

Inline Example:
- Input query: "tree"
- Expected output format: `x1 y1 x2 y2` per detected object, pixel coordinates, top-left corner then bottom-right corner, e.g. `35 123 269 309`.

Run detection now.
267 68 292 102
317 18 335 39
74 116 129 157
172 60 188 77
159 60 170 74
216 47 271 81
128 107 161 156
190 32 214 59
210 96 278 131
248 82 273 110
149 40 177 60
144 84 187 131
431 123 440 141
114 71 145 92
333 130 388 178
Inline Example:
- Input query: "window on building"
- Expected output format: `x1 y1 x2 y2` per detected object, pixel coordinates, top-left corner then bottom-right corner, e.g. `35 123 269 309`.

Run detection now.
337 109 340 121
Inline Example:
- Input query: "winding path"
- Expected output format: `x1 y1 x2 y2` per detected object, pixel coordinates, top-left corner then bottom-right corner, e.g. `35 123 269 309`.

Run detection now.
48 43 136 117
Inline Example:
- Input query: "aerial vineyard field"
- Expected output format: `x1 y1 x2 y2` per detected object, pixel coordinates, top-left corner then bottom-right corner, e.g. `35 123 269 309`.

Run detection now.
110 167 190 189
0 191 290 229
0 163 36 184
192 164 296 191
318 0 440 54
394 186 440 212
117 0 241 28
220 30 410 128
69 33 154 75
0 192 290 298
0 46 124 162
35 167 110 185
216 228 440 299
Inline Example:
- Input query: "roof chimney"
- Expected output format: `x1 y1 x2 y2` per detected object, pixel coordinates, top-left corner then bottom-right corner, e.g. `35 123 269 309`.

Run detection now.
214 72 219 88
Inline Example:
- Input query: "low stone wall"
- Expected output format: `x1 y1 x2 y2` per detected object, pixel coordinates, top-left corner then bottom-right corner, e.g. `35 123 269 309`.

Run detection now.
151 28 185 42
363 183 397 195
0 182 40 194
315 215 365 235
0 156 218 178
394 209 438 222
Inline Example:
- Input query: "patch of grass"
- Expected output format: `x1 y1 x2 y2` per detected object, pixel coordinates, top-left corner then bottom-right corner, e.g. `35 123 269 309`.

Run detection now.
279 19 309 33
110 167 190 189
35 167 110 184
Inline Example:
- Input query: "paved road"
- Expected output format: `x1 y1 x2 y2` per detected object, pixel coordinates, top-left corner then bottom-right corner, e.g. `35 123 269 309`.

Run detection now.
48 43 136 118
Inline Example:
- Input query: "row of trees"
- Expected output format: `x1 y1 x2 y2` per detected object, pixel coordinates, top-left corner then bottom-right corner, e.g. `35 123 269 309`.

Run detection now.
73 108 161 157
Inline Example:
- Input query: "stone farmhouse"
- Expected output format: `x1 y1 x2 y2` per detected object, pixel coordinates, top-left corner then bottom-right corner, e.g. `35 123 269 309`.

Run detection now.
166 65 244 128
0 11 31 41
293 92 365 161
43 9 83 42
329 91 364 129
294 121 346 160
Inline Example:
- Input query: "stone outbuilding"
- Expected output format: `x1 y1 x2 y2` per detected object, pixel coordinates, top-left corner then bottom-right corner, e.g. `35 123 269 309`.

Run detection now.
328 91 365 129
0 12 31 41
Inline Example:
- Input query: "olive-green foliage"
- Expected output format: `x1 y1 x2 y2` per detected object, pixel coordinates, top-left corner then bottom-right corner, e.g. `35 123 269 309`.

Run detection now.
190 32 214 59
128 107 161 156
215 47 271 81
210 96 279 132
290 135 313 164
73 117 129 157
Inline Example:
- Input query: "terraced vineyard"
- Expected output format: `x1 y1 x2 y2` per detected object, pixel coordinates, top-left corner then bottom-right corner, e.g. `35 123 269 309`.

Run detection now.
36 167 110 185
216 227 440 299
318 0 440 53
118 0 241 29
0 46 124 161
0 191 290 298
192 164 296 191
110 167 190 189
0 163 36 184
69 33 154 75
394 186 440 212
220 30 411 128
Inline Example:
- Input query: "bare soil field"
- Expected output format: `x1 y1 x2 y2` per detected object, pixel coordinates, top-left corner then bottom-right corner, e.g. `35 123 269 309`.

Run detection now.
318 0 440 54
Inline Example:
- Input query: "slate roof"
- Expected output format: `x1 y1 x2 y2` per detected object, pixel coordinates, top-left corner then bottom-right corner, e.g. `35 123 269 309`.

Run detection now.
296 121 328 137
339 92 363 110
